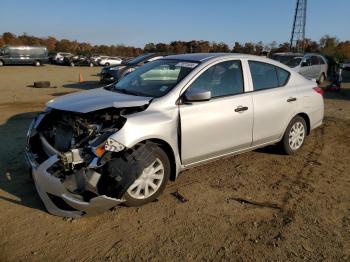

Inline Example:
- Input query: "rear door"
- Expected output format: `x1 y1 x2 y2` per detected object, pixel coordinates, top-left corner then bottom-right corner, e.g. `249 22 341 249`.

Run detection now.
310 56 321 79
248 61 297 146
298 56 313 79
180 59 253 165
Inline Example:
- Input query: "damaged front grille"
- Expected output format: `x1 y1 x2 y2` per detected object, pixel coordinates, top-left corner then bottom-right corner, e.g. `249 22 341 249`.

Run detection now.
26 105 150 207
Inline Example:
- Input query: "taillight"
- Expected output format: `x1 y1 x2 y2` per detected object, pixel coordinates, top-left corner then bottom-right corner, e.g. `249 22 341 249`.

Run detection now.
313 87 324 96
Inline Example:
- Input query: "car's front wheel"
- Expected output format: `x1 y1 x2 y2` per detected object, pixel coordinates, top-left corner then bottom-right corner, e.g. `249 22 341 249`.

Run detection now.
281 116 307 155
124 145 170 207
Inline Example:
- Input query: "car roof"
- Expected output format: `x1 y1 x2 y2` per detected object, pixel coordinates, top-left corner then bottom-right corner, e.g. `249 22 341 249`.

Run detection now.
273 52 325 58
272 52 304 57
163 53 260 62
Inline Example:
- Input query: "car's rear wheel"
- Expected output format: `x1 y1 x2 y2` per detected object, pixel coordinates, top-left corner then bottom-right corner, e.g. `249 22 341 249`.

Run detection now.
105 62 110 66
123 145 170 207
89 63 94 67
70 62 75 67
34 60 41 67
281 116 307 155
0 60 4 66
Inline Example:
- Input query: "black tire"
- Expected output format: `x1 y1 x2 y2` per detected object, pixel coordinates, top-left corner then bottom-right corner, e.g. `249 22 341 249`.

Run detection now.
0 60 4 66
124 144 170 206
34 60 41 67
281 116 307 155
70 62 75 67
33 81 51 88
89 63 94 67
105 62 110 66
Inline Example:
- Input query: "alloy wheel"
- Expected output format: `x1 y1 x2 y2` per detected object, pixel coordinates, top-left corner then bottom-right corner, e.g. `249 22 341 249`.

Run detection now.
127 158 165 199
288 121 305 151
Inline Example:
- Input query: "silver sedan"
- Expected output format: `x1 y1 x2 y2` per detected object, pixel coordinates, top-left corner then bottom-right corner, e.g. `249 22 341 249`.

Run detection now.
25 53 324 217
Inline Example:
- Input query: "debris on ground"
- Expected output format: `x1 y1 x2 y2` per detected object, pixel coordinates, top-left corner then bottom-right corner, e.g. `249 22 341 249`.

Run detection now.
228 197 282 210
33 81 52 88
171 191 188 203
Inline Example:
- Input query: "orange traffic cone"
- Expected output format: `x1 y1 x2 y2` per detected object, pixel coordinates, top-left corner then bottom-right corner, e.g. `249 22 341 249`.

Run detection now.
78 72 84 83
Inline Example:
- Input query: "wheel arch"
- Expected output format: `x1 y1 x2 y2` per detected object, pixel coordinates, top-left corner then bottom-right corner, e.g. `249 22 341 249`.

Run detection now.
134 138 177 181
296 112 311 135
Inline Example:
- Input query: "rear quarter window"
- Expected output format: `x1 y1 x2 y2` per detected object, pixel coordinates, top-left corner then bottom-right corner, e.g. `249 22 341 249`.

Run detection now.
276 67 290 86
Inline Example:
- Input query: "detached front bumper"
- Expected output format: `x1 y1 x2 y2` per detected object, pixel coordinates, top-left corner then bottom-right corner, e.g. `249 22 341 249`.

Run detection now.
25 149 123 218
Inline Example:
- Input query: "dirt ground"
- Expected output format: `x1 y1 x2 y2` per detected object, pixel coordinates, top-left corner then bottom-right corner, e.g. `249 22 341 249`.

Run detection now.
0 65 349 261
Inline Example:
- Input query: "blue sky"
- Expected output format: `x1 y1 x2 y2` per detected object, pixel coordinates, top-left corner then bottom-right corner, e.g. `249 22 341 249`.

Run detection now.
0 0 349 47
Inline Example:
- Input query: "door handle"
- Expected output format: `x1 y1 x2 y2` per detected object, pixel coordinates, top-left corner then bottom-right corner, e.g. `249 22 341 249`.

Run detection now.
235 105 248 112
287 97 297 102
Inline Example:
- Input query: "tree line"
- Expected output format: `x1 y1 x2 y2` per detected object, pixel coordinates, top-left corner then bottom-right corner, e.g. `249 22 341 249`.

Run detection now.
0 32 349 61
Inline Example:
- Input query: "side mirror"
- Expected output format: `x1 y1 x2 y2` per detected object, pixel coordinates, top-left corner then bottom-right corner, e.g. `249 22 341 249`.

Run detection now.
184 88 211 102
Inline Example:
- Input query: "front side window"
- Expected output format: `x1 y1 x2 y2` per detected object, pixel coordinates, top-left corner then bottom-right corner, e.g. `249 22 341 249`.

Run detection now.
113 59 198 98
187 60 244 98
303 57 312 66
249 61 290 90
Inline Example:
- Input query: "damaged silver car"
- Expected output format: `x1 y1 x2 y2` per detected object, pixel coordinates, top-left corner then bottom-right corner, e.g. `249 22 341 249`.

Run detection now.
26 53 324 217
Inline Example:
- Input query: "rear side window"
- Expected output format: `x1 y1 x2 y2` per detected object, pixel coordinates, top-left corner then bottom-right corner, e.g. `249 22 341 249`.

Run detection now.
311 56 319 65
249 61 290 90
249 61 278 90
318 56 325 64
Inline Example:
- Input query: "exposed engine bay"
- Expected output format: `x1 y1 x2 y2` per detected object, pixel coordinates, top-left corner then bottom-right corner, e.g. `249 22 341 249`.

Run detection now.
26 106 150 216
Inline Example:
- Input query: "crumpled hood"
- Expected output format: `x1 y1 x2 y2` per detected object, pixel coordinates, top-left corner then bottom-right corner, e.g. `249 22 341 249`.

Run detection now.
47 87 152 113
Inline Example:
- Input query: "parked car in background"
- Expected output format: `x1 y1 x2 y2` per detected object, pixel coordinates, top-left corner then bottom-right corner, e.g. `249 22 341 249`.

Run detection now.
99 57 122 66
100 53 164 83
0 46 48 66
51 52 74 64
271 53 328 84
90 55 108 65
63 55 96 67
341 59 350 71
25 53 324 217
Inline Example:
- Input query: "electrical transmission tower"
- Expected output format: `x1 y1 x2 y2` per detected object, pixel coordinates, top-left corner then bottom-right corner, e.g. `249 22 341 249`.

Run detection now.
290 0 307 52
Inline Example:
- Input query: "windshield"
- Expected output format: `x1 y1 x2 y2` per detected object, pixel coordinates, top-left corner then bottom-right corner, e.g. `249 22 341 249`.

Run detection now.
113 59 199 98
127 53 154 65
272 55 302 67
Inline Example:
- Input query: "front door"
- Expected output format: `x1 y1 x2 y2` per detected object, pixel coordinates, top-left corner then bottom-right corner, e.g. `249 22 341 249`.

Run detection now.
179 60 253 165
247 60 297 145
